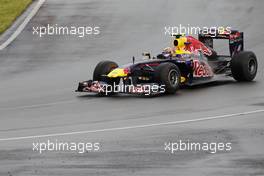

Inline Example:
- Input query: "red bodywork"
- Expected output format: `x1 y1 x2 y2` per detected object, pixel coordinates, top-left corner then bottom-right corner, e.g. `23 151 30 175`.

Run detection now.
185 36 213 56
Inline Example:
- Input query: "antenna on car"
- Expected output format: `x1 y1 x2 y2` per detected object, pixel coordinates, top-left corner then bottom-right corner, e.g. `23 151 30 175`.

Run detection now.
132 56 135 64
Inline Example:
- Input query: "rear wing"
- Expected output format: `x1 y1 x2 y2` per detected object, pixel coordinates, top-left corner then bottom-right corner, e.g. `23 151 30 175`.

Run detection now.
198 30 244 57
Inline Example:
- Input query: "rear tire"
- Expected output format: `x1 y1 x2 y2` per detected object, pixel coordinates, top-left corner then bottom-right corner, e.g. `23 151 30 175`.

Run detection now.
155 63 181 94
231 51 258 81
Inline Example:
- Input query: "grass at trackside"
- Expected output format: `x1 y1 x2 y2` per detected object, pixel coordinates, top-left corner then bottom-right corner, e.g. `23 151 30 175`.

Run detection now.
0 0 32 34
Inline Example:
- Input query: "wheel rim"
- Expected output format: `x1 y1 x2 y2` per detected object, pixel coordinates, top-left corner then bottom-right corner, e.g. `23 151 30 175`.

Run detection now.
168 69 178 86
248 58 257 75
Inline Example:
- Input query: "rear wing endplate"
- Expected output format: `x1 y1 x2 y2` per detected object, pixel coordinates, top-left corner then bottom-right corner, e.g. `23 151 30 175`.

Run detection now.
198 30 244 56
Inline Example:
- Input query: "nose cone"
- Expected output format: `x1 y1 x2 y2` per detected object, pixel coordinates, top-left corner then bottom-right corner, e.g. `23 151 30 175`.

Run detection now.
107 68 127 78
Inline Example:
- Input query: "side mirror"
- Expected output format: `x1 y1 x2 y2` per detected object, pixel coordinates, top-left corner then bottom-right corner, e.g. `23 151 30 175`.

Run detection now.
142 52 151 59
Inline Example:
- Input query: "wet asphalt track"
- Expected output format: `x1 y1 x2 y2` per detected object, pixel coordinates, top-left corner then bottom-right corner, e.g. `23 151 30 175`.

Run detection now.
0 0 264 175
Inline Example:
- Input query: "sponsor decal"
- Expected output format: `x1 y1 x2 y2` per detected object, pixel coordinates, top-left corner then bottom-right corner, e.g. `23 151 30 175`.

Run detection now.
193 60 213 77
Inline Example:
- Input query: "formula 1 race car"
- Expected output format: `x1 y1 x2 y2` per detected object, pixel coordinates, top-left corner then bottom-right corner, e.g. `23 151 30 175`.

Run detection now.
76 30 258 95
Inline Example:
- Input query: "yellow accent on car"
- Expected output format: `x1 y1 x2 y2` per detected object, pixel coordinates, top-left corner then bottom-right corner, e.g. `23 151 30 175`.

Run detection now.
175 49 191 55
173 36 191 55
107 68 127 78
175 37 187 48
180 76 186 83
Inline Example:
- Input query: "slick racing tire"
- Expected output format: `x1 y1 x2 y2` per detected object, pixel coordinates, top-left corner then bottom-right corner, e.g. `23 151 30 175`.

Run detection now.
93 60 120 85
156 62 181 94
231 51 258 82
93 60 120 95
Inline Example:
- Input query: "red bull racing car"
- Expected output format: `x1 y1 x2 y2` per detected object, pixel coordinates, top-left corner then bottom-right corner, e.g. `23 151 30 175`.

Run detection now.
76 30 258 95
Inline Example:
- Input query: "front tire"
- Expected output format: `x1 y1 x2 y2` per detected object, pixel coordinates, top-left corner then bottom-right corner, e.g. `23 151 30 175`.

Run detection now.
231 51 258 81
155 63 181 94
93 60 120 95
93 60 120 85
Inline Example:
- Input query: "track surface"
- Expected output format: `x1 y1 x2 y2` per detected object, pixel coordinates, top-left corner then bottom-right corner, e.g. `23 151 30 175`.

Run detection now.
0 0 264 175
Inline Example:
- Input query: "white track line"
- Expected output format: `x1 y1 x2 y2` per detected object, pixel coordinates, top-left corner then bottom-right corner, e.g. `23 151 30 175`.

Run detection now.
0 0 46 50
0 109 263 141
